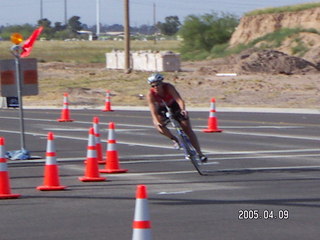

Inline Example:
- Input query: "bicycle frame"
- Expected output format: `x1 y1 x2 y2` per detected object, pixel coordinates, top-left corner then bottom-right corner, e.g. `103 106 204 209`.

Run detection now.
162 101 204 175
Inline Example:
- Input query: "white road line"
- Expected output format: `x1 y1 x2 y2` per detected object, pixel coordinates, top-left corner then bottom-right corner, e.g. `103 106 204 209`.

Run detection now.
202 154 320 165
8 151 320 165
2 127 320 156
63 165 320 177
2 115 318 141
204 165 320 173
223 130 320 141
158 190 193 195
213 126 303 129
0 129 175 149
214 148 320 155
63 164 198 176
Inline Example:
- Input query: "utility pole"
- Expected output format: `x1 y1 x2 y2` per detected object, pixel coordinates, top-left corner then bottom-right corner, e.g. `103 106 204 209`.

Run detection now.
96 0 100 37
153 3 157 44
124 0 131 73
64 0 68 25
40 0 43 19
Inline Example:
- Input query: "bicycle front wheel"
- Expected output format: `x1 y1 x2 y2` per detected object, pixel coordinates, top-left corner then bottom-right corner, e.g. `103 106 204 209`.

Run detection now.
179 134 204 176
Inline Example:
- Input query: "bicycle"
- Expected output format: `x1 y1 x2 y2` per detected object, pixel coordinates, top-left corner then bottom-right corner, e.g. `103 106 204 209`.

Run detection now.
162 101 206 176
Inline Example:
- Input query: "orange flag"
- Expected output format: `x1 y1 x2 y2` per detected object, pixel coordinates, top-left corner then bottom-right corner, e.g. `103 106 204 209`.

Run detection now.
21 26 44 58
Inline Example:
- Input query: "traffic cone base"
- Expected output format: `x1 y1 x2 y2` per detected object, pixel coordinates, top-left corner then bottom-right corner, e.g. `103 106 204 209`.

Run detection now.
37 185 67 191
79 157 106 182
203 129 223 133
101 107 113 112
202 118 223 132
99 122 128 174
57 93 74 122
58 119 74 122
37 165 67 191
100 169 128 173
0 193 21 199
100 151 128 173
93 117 105 164
96 143 105 164
0 172 21 199
132 185 151 240
37 132 67 191
78 176 106 182
0 175 21 199
202 98 223 133
79 128 106 182
101 90 114 112
0 137 21 199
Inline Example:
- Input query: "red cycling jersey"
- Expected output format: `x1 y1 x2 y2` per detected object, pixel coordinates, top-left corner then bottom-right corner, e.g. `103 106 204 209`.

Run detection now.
150 83 175 107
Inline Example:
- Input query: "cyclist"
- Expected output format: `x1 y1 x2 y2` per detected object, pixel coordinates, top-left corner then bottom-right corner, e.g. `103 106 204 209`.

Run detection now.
146 73 208 163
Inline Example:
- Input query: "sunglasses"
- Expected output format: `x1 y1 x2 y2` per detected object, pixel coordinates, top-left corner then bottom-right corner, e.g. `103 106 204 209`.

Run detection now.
151 82 162 88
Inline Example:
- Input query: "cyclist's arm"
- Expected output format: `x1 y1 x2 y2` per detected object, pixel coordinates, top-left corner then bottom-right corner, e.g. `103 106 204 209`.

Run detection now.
167 84 186 114
147 91 163 126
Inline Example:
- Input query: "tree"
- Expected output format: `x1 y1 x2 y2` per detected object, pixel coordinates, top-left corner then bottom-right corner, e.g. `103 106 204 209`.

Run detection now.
53 22 66 32
157 16 181 36
0 24 34 40
68 16 83 32
38 18 53 38
179 12 239 53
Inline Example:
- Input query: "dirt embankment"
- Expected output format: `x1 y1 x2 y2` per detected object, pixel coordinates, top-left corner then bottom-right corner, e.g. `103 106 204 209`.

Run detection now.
229 7 320 67
230 7 320 46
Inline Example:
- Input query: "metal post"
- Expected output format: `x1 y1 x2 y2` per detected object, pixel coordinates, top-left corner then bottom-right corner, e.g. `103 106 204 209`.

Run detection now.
96 0 100 37
153 3 157 44
11 45 26 151
64 0 68 25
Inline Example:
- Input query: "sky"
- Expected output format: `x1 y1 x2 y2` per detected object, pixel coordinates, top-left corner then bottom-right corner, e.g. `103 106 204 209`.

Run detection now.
0 0 317 27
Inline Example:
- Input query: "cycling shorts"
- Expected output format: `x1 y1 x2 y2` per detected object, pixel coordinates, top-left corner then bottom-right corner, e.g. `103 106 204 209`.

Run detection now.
157 101 188 125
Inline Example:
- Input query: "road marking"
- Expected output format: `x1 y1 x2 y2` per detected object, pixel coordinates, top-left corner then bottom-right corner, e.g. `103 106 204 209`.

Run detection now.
61 164 197 176
223 130 320 141
0 129 175 149
202 153 320 165
43 128 88 131
158 190 193 195
214 148 320 155
203 165 320 174
213 126 303 129
42 127 145 132
2 115 318 141
63 164 320 177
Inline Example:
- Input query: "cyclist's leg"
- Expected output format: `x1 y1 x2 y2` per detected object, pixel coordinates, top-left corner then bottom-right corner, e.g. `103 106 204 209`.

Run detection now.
153 114 180 147
180 119 207 162
179 119 201 153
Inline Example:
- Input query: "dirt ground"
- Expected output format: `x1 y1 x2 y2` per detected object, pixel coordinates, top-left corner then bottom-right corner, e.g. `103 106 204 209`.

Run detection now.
24 49 320 110
178 49 320 109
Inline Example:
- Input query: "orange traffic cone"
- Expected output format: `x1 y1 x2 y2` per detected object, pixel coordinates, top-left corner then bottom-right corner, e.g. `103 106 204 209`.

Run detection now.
202 98 223 133
100 122 128 173
132 185 152 240
58 93 74 122
101 90 113 112
79 127 106 182
93 117 105 164
0 137 21 199
37 132 67 191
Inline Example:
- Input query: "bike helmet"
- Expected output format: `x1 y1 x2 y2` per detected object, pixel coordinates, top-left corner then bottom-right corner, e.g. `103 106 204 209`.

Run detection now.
147 73 164 84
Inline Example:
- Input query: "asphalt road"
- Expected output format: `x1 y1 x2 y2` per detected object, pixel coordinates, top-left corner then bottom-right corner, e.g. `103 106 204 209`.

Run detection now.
0 107 319 240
